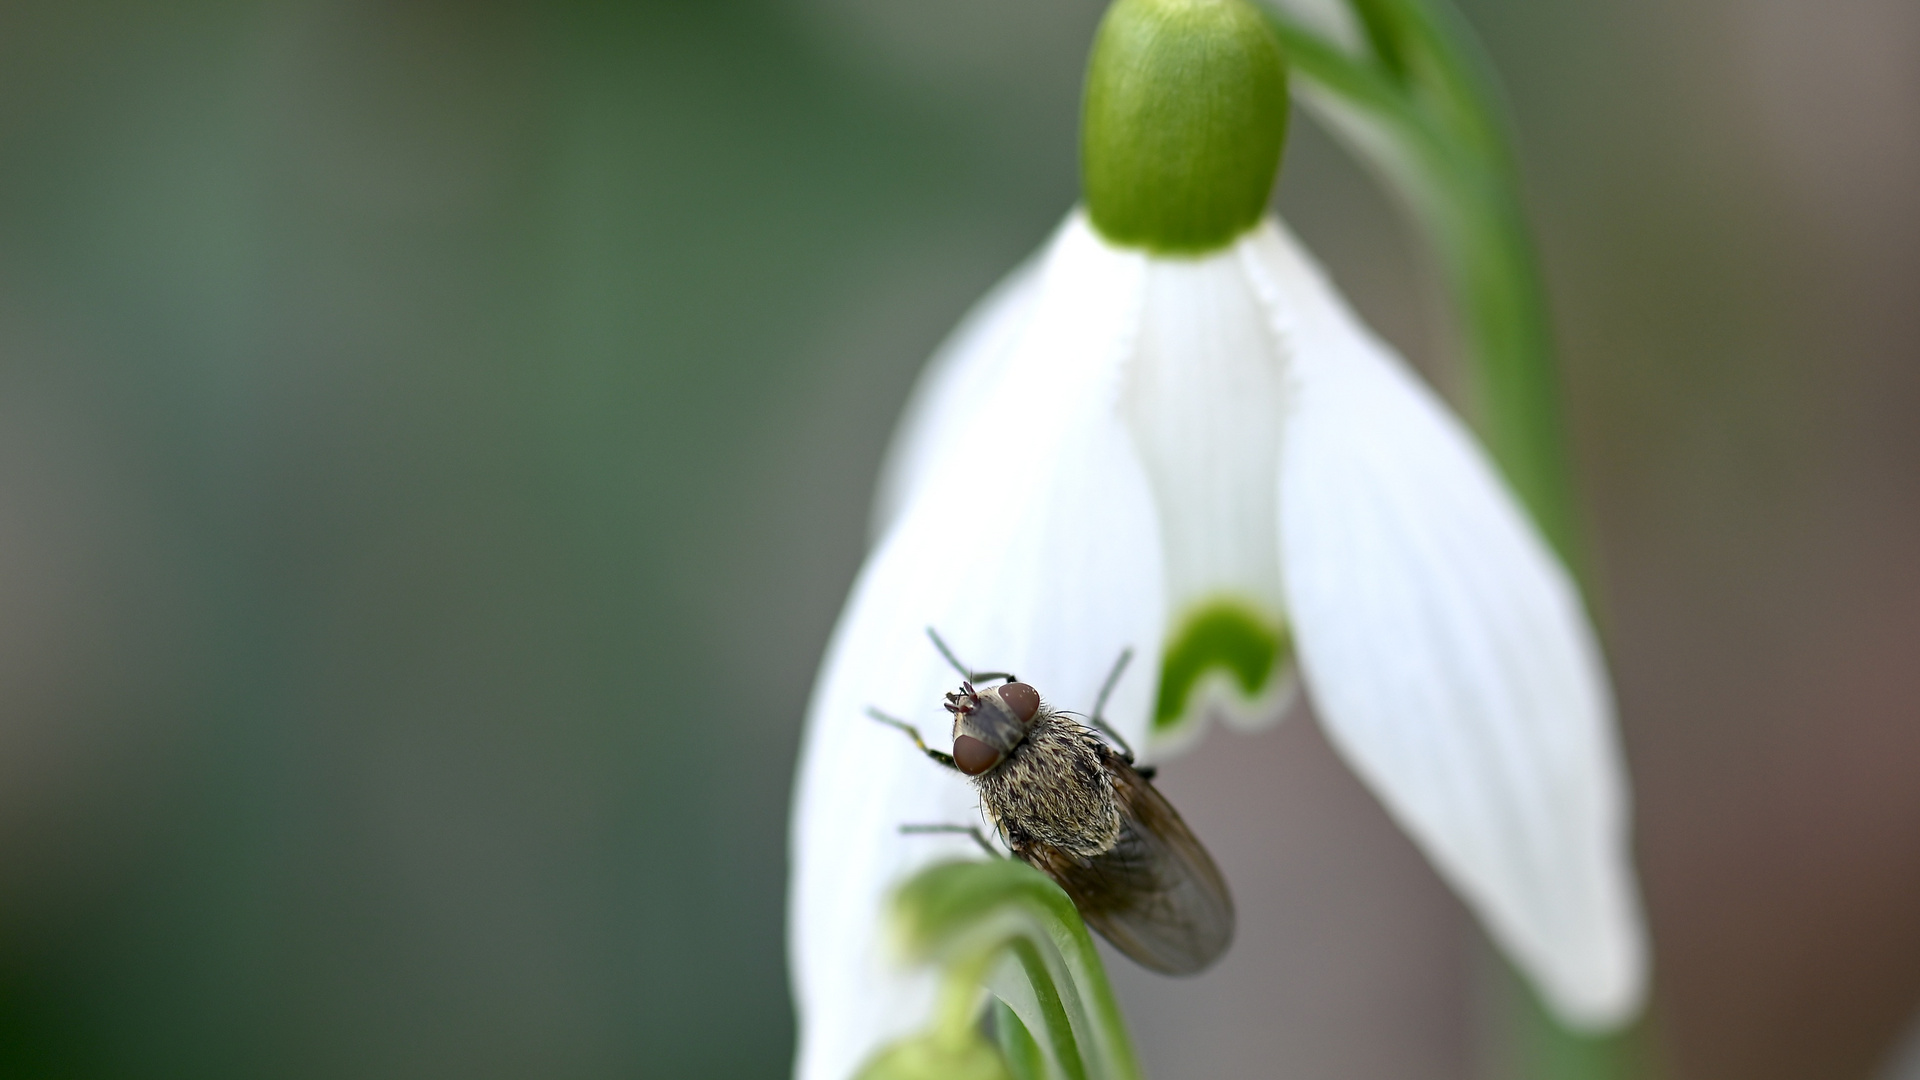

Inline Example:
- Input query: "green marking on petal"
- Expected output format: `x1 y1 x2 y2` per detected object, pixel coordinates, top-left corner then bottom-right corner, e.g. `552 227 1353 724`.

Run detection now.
1153 601 1291 733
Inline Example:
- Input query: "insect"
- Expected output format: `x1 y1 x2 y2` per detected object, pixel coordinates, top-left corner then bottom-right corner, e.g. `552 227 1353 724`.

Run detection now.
870 629 1235 976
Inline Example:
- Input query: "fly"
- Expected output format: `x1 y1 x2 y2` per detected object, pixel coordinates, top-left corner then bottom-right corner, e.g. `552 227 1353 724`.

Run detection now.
870 629 1235 975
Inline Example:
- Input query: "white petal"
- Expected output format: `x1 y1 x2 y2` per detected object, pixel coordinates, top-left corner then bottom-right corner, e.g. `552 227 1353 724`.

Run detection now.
1119 248 1296 748
870 253 1043 543
1244 220 1649 1028
790 213 1166 1080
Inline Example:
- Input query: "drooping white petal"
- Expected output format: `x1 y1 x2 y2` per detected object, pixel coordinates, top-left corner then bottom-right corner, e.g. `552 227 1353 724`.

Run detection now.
870 255 1043 543
1244 220 1648 1028
1122 248 1295 749
789 213 1166 1080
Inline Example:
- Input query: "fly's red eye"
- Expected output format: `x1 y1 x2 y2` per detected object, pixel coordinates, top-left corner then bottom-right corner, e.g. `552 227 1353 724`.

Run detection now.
952 735 1002 776
999 682 1040 724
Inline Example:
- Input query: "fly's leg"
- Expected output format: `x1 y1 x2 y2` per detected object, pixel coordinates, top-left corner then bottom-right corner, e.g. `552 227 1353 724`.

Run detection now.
900 823 1003 859
1086 647 1157 780
1089 646 1134 740
926 627 1017 685
868 707 958 771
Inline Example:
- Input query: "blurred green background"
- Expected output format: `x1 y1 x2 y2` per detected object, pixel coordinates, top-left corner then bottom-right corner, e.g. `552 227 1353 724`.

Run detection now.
0 1 1914 1078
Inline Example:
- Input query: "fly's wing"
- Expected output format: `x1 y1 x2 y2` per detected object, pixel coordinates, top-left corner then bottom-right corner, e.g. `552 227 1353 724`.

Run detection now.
1021 757 1235 975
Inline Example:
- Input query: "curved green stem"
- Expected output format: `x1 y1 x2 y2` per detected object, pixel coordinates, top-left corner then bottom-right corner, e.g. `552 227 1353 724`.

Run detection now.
867 859 1144 1080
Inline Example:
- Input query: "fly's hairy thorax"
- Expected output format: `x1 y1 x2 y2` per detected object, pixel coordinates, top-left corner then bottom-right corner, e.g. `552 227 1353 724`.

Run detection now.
974 711 1121 861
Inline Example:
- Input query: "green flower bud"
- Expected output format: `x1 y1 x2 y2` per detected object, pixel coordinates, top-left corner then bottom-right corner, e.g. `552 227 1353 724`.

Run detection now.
1081 0 1290 255
854 1031 1015 1080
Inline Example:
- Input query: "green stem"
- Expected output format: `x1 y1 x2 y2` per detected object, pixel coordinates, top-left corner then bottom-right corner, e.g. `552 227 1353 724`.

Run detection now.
994 998 1050 1080
987 940 1090 1080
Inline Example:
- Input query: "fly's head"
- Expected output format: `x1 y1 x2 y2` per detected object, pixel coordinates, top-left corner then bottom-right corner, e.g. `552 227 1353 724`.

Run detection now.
944 681 1042 776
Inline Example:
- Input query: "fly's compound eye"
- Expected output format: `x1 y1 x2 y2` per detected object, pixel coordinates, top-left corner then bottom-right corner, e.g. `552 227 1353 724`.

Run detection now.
998 682 1040 725
952 735 1004 776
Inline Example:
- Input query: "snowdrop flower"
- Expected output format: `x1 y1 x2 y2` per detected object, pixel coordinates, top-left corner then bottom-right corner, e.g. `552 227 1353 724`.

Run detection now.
789 1 1647 1077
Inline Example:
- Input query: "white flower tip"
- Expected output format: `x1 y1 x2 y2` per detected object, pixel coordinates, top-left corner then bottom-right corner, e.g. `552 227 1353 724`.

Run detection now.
1242 217 1654 1038
1535 899 1651 1033
1144 667 1298 761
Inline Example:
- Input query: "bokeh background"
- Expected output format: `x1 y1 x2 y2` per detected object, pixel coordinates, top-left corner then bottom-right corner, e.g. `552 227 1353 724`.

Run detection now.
0 1 1914 1077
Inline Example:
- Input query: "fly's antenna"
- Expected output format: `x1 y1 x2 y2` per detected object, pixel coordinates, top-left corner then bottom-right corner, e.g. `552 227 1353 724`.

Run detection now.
926 627 1017 684
942 683 981 716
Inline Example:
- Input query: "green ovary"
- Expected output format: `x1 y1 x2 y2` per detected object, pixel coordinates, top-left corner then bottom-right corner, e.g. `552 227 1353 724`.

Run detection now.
1080 0 1290 255
1153 602 1291 732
